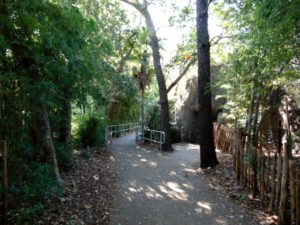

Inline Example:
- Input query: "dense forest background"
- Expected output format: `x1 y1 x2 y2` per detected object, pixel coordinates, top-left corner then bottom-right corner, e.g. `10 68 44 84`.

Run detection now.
0 0 299 224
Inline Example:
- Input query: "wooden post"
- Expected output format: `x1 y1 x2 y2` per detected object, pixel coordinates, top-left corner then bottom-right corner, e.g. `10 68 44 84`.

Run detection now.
235 127 241 183
216 123 221 150
278 138 289 225
266 149 270 193
240 134 244 185
260 153 266 204
269 152 277 212
289 160 296 225
1 140 8 224
275 152 282 212
278 121 282 154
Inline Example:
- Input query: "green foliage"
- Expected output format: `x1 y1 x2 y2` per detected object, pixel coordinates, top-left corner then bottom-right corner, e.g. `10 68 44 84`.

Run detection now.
55 142 76 172
0 0 119 223
78 115 106 147
106 74 140 124
145 104 181 143
213 0 300 124
6 162 61 224
10 203 44 225
146 104 161 130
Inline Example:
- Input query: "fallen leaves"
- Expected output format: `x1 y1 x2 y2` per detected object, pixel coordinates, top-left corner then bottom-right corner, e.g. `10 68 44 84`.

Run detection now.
41 149 117 225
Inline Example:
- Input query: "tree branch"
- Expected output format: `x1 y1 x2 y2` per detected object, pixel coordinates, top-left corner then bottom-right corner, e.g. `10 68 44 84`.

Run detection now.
120 0 142 9
208 0 213 8
205 0 213 13
210 34 237 46
117 32 138 73
167 55 197 93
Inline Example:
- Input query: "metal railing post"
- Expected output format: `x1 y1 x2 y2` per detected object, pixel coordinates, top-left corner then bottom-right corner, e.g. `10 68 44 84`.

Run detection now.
105 123 165 151
160 132 162 152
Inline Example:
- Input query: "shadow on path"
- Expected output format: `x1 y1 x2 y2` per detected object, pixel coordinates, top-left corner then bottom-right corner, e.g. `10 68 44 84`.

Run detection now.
110 134 256 225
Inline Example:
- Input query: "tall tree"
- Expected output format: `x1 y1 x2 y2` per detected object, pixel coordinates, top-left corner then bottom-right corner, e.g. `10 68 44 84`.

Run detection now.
120 0 172 151
133 50 153 135
196 0 218 168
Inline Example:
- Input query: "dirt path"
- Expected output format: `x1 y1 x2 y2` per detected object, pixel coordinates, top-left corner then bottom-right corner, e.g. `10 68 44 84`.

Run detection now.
109 134 257 225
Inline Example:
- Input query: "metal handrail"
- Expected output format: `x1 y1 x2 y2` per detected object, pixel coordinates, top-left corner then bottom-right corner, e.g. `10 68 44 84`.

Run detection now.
143 128 165 151
105 122 165 151
105 122 141 150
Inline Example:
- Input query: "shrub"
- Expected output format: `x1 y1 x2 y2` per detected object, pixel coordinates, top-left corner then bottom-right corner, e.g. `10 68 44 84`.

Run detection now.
7 162 61 224
77 115 106 147
145 104 182 143
146 104 160 130
55 142 76 171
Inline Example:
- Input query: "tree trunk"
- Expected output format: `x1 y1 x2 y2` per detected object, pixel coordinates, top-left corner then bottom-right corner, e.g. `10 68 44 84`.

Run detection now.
196 0 218 168
58 95 72 144
31 99 63 185
166 56 197 93
142 10 172 151
120 0 172 151
141 88 145 137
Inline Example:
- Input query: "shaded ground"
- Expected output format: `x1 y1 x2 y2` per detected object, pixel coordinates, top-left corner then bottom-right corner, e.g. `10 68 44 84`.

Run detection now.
42 149 117 225
110 134 258 225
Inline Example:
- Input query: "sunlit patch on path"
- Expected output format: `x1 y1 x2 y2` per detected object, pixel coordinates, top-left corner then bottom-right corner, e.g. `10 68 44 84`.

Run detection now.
110 134 257 225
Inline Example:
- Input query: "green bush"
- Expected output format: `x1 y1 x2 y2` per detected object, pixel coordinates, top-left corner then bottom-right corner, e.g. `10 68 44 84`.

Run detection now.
77 115 106 147
55 142 76 171
7 162 61 224
146 104 160 130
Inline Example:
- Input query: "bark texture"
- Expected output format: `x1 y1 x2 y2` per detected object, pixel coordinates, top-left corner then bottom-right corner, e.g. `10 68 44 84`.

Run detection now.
196 0 218 168
31 99 63 185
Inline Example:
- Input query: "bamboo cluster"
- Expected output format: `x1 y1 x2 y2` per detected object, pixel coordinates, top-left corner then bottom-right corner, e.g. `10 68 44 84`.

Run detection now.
214 123 300 225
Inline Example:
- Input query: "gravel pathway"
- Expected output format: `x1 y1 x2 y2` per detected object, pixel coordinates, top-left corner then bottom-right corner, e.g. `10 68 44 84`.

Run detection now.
110 134 257 225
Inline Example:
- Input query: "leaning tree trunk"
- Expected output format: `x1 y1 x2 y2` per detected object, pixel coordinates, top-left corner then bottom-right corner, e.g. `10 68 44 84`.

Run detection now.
196 0 218 168
121 0 172 151
141 10 172 151
31 98 63 185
